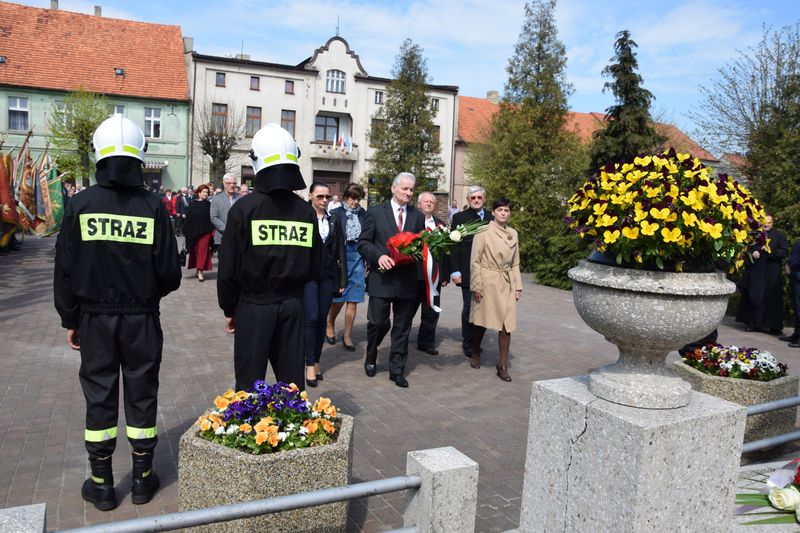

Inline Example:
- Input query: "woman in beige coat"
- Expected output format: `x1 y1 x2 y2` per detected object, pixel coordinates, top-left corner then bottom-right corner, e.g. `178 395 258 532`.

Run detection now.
469 198 522 382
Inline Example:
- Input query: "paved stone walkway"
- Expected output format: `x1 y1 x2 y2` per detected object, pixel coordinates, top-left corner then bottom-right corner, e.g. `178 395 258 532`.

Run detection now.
2 238 800 532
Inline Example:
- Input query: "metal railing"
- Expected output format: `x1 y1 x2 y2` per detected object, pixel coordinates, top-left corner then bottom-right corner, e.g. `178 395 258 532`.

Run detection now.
58 475 422 533
742 395 800 453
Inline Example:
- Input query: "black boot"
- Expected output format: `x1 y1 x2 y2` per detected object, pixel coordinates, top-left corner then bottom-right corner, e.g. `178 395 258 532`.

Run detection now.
82 456 117 511
131 452 160 505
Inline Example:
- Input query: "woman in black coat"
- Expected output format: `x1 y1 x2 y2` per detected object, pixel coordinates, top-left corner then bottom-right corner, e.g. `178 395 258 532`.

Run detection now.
184 184 215 282
304 182 347 387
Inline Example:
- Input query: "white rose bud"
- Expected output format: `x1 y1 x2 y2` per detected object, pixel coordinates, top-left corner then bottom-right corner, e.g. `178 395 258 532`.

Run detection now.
769 486 800 511
450 230 462 242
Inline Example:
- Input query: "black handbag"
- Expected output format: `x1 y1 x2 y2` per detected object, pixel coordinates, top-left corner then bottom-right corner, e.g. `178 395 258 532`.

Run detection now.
178 247 187 267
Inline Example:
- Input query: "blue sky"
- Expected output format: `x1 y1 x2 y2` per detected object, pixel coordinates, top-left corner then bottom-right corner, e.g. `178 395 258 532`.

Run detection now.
18 0 800 153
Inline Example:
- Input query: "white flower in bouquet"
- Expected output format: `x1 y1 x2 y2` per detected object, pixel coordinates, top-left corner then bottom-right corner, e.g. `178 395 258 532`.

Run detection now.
214 425 225 435
449 230 462 242
769 486 800 511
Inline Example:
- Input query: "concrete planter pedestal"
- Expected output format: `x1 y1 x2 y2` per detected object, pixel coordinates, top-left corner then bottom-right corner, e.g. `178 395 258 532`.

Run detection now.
673 360 798 443
178 414 353 533
568 260 735 409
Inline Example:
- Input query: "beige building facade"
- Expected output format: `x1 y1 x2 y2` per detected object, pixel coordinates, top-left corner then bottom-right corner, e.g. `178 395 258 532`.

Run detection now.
186 36 458 199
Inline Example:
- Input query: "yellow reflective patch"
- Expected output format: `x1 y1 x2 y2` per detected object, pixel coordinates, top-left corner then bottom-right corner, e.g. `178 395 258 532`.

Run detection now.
286 153 297 162
251 220 313 247
123 145 140 155
85 427 118 442
263 154 281 164
99 145 116 156
79 213 154 244
126 426 157 439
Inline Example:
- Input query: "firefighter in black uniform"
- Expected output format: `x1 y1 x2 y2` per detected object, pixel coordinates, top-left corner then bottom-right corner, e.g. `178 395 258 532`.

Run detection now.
54 115 181 511
218 123 324 391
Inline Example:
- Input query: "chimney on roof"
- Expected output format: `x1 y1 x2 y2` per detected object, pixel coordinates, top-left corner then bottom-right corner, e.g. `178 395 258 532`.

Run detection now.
486 90 500 104
50 0 58 9
235 53 250 61
94 5 101 16
183 37 194 53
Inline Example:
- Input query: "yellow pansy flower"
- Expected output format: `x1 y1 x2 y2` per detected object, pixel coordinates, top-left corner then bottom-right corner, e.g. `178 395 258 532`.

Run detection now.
593 203 607 216
720 204 733 219
677 152 690 161
603 229 621 244
622 226 639 240
634 155 652 166
644 186 661 198
650 207 671 220
733 229 748 243
634 208 648 222
640 220 659 236
681 211 699 227
661 227 682 243
680 190 704 210
597 214 618 227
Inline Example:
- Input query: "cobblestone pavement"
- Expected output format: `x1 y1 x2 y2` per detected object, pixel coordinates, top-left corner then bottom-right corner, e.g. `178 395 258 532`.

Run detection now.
2 238 800 532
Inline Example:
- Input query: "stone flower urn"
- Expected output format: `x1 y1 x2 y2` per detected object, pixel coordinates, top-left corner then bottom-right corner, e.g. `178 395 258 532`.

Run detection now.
568 260 736 409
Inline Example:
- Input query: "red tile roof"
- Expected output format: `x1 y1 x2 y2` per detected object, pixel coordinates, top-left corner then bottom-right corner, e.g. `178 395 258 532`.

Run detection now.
0 2 188 101
721 153 747 170
458 96 717 161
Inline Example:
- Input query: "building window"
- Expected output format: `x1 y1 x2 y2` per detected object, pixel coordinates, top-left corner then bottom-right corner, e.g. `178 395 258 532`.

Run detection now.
250 76 260 91
215 72 226 87
326 69 346 94
211 103 227 133
285 80 295 94
8 96 28 131
315 115 338 143
144 107 161 138
433 125 440 144
431 98 440 114
246 106 261 137
374 91 384 105
281 110 296 138
112 104 125 115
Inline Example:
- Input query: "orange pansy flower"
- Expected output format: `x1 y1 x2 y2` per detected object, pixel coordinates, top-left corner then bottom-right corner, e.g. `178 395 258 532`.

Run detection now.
255 431 269 445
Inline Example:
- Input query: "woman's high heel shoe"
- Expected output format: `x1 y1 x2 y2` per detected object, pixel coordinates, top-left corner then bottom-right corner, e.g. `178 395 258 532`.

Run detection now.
197 271 204 282
496 365 512 382
306 367 318 387
342 337 355 352
469 355 480 369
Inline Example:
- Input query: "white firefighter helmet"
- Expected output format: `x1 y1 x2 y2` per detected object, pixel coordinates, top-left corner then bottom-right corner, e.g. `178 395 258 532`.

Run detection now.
92 114 147 162
248 123 305 191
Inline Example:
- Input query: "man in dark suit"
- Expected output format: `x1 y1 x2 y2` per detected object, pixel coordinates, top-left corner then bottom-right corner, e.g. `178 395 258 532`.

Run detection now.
449 186 492 356
415 191 448 355
358 172 425 387
781 239 800 347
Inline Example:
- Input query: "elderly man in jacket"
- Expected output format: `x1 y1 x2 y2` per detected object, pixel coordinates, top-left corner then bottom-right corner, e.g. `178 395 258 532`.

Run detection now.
210 173 241 251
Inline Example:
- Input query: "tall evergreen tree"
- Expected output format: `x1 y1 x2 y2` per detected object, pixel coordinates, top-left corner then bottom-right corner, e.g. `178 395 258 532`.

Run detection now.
469 0 588 288
589 30 665 172
368 39 443 200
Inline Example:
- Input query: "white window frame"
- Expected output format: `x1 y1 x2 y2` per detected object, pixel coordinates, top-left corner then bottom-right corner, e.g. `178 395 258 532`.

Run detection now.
326 69 346 94
431 97 440 114
374 91 384 105
113 104 125 115
144 107 161 139
8 96 29 131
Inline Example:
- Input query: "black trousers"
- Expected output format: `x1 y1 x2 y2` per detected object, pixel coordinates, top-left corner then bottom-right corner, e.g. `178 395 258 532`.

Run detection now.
791 277 800 334
234 298 304 391
460 286 473 354
79 313 162 460
366 296 417 376
416 280 440 349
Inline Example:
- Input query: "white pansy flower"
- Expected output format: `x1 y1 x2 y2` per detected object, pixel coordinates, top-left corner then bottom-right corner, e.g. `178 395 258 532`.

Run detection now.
286 423 296 431
214 426 225 435
299 426 309 435
226 425 239 435
278 432 287 441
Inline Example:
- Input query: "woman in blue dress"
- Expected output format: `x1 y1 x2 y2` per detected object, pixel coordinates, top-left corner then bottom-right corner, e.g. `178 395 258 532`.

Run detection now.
325 183 367 351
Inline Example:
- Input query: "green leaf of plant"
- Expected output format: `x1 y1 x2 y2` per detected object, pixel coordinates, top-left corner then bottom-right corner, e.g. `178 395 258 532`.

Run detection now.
715 239 724 251
656 256 664 269
735 494 771 505
616 253 623 265
743 514 798 525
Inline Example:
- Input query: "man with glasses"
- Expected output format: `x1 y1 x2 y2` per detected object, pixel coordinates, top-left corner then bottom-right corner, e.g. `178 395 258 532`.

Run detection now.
210 173 241 253
449 186 493 357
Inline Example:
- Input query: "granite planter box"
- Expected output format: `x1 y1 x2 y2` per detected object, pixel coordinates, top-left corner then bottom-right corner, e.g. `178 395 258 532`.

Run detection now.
673 361 798 442
178 414 353 532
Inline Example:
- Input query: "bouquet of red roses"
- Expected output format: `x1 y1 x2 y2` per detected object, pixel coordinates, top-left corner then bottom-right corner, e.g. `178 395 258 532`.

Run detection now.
385 219 487 312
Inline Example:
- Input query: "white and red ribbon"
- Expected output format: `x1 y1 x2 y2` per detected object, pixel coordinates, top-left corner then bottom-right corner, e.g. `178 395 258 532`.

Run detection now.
422 242 441 313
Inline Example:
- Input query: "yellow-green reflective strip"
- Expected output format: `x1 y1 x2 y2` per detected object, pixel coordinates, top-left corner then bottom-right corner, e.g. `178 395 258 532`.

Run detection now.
251 220 313 247
286 153 298 162
79 213 155 245
99 145 116 156
142 470 151 478
91 476 105 484
126 426 157 439
263 154 281 164
85 427 118 442
123 145 140 155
